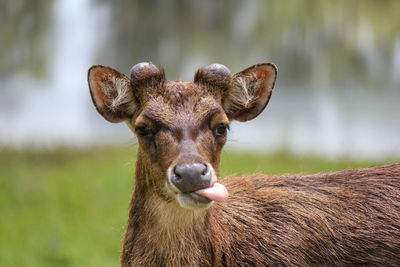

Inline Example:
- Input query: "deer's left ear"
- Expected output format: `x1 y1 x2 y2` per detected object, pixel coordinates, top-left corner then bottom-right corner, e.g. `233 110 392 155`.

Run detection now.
223 63 277 122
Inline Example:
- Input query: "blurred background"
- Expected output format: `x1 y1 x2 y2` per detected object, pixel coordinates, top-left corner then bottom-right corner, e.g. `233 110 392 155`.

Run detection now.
1 0 399 266
1 0 400 158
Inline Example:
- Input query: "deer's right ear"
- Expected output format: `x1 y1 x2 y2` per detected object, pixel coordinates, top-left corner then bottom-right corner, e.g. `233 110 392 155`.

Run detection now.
88 65 136 123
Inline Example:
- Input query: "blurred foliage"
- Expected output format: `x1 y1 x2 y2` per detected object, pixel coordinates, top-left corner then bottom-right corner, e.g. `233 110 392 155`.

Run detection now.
0 0 54 80
94 0 400 90
1 0 399 90
0 146 392 266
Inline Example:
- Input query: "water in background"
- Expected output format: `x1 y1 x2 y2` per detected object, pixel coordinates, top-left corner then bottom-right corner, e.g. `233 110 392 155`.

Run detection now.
1 0 399 159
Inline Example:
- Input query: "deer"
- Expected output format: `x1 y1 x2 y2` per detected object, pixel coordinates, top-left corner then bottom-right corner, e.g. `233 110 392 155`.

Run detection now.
88 62 400 266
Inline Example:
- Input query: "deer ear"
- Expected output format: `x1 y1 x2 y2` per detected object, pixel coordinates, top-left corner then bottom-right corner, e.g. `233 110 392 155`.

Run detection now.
223 63 277 122
88 65 137 123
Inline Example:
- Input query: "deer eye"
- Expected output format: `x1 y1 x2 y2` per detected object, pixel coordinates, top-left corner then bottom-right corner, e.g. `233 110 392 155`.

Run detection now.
135 126 153 137
215 123 229 137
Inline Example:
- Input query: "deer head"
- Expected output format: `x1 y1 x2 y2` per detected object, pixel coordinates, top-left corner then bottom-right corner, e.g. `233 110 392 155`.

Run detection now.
88 62 277 210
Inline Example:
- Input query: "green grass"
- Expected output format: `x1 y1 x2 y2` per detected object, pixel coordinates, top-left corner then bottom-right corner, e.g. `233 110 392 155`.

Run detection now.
0 146 395 266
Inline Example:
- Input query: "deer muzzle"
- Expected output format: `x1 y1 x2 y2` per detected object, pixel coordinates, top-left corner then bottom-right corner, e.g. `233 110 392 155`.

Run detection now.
168 162 228 209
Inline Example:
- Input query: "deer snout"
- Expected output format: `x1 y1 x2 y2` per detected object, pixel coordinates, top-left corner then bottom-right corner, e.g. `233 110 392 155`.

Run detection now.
171 163 212 193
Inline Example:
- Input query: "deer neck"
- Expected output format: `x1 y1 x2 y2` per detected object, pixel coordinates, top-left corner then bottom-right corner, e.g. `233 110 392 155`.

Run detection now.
122 151 215 265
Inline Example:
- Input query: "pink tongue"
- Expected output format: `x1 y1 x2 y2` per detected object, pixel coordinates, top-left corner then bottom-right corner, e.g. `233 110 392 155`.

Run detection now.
195 182 228 202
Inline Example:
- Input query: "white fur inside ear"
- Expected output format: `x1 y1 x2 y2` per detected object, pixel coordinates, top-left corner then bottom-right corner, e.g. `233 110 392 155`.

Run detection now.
106 75 135 113
89 66 137 122
223 76 255 112
223 63 277 121
93 71 135 113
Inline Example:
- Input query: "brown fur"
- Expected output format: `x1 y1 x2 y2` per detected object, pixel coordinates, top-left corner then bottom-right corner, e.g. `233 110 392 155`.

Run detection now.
87 63 400 266
121 163 400 266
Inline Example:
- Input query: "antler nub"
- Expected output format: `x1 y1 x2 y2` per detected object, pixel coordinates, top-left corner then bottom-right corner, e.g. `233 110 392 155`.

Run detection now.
130 62 165 88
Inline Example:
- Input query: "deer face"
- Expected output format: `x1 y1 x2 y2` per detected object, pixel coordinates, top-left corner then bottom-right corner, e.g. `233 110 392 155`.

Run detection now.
88 62 277 210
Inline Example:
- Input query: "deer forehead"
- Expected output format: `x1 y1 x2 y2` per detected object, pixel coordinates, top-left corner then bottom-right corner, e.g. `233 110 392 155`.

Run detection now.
136 81 226 127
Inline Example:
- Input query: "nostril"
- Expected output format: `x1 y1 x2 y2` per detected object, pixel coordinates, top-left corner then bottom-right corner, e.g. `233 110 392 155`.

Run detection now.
172 167 183 190
173 167 182 181
200 164 208 176
201 165 212 180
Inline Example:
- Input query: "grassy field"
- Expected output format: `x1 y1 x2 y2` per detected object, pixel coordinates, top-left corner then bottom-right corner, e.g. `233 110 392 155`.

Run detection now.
0 146 395 266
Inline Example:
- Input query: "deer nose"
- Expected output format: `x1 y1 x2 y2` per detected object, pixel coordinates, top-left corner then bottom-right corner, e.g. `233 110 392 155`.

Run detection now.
172 163 212 193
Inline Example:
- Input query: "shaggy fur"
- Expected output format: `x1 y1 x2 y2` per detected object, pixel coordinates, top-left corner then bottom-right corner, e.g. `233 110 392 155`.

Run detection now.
87 62 400 267
122 163 400 266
